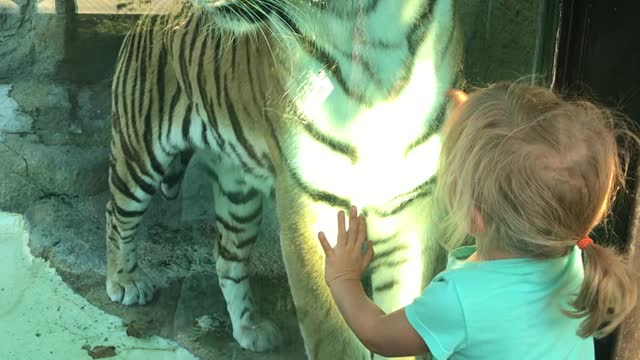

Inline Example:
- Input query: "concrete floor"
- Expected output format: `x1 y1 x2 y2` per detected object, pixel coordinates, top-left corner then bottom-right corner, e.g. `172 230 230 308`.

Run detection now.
0 212 198 360
0 208 306 360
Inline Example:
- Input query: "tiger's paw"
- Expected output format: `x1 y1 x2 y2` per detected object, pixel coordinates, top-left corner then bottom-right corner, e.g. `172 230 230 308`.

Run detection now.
233 316 283 352
106 266 155 306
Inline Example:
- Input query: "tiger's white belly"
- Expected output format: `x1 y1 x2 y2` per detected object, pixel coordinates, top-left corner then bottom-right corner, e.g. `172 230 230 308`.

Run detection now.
279 0 455 208
285 55 445 208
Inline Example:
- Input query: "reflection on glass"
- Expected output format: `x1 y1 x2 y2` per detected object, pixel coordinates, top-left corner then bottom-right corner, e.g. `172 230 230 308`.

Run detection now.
0 1 560 359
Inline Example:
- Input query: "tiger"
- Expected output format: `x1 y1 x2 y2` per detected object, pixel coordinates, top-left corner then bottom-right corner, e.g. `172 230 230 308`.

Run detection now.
105 0 462 359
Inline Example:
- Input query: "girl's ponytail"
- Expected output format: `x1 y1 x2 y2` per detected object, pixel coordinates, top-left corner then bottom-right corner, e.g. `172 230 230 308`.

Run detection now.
565 242 638 338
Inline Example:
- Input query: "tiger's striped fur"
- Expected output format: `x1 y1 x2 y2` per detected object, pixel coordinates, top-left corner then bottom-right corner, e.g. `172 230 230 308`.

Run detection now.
105 0 461 358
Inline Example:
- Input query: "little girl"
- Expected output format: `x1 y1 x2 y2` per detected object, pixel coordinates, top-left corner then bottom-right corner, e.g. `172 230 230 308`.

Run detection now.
318 82 639 359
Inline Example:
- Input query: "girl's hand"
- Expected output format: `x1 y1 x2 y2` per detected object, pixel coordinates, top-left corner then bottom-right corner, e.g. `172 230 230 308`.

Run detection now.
318 206 374 288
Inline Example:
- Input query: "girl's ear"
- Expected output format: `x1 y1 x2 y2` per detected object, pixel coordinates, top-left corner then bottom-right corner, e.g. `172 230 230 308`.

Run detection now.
442 89 469 136
446 89 469 107
470 207 485 235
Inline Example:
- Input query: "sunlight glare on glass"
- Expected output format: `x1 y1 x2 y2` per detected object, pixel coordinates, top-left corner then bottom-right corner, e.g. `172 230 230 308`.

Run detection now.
1 0 20 14
75 0 172 14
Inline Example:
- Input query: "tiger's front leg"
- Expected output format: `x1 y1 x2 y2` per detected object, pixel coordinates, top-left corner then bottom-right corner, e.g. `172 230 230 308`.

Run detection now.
275 179 371 360
367 201 447 360
209 159 283 352
277 175 446 360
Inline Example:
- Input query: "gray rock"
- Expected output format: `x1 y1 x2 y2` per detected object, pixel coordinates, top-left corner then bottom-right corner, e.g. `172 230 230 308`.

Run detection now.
24 190 286 284
24 192 212 283
9 81 75 145
76 80 112 134
17 141 109 195
0 84 33 141
0 133 109 211
0 1 66 79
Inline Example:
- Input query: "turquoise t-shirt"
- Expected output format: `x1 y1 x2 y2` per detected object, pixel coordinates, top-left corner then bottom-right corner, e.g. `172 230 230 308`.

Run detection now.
405 245 594 360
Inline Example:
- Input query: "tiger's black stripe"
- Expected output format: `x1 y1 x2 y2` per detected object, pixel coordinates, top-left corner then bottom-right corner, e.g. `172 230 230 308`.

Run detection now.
113 202 145 218
132 16 150 145
262 154 276 177
404 102 448 154
366 175 436 217
118 36 136 150
188 14 203 66
230 205 263 224
435 1 457 69
384 0 440 100
219 244 249 262
178 13 194 101
213 35 224 107
119 236 135 246
223 187 260 205
110 221 124 239
264 110 351 208
298 37 369 105
408 0 438 55
245 39 261 110
126 262 138 273
301 121 358 163
307 0 381 18
124 160 156 196
373 279 396 292
368 258 409 273
181 103 193 143
120 134 152 179
229 143 257 175
143 110 166 177
199 163 219 183
166 85 182 147
240 307 250 319
197 32 225 148
162 170 184 189
287 161 351 209
155 43 170 155
217 216 243 233
224 76 264 168
110 165 142 203
222 274 249 284
231 38 238 77
236 234 258 249
369 244 409 266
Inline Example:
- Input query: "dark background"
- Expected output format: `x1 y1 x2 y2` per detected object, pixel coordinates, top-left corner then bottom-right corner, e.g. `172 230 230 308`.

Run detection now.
554 0 640 358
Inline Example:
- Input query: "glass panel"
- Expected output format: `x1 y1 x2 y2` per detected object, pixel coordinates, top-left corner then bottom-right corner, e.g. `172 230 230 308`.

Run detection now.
1 1 559 359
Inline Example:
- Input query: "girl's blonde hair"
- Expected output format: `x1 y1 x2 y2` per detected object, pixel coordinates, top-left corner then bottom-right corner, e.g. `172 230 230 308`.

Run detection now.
434 81 638 338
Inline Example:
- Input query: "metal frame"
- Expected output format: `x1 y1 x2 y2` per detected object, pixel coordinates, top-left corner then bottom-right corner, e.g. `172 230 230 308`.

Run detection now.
552 1 640 358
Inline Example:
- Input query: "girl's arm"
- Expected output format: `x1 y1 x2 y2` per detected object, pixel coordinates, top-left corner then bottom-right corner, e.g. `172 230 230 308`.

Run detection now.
318 206 429 357
328 277 428 357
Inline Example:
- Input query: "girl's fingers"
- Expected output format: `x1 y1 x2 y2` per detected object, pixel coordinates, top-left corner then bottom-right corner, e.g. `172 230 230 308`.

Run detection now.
347 206 358 246
355 215 367 249
337 210 346 246
362 241 374 268
318 231 332 255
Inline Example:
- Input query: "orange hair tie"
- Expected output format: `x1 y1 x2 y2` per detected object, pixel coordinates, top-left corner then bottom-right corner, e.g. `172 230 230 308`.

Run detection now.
577 237 594 250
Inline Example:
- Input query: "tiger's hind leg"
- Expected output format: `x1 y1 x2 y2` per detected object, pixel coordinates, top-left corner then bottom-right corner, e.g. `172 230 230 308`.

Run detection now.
205 159 283 352
105 145 175 306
